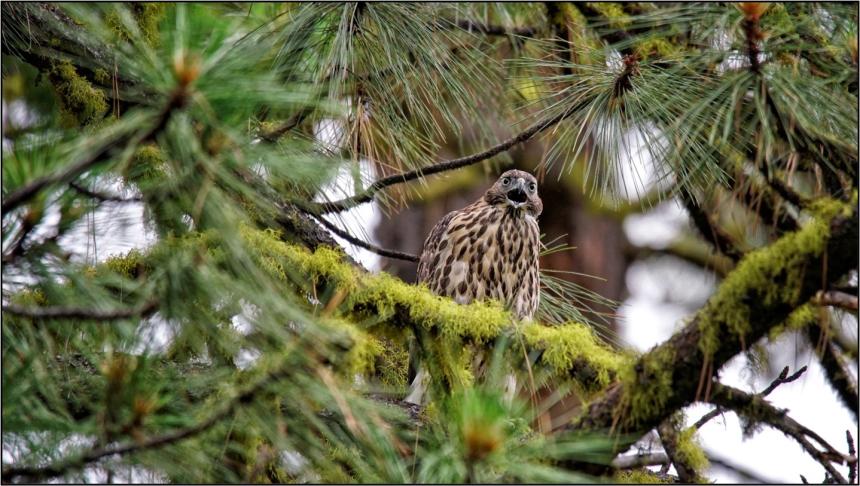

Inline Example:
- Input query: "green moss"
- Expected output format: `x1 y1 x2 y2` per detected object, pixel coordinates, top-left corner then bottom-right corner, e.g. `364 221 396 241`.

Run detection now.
614 469 670 484
9 288 47 307
635 37 679 60
697 198 851 356
676 426 710 479
105 4 165 46
375 337 410 388
241 225 513 343
618 346 674 428
133 3 166 46
585 2 631 29
522 323 624 389
93 68 111 86
336 319 384 376
47 60 108 127
102 249 147 279
124 144 168 186
768 304 817 340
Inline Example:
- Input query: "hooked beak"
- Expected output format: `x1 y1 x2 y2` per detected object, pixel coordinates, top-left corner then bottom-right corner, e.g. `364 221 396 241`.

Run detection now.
506 178 528 208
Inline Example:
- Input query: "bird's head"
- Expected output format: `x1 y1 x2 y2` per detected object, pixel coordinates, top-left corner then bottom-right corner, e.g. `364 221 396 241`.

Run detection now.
484 169 543 217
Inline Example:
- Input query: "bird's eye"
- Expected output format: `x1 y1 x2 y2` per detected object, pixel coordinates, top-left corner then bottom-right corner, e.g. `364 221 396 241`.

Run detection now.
501 177 510 186
528 183 536 192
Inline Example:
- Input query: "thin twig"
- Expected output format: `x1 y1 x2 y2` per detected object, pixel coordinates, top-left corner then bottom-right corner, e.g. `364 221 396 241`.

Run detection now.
761 365 808 396
808 323 860 420
1 208 39 264
694 365 806 430
678 187 743 261
814 290 859 312
707 451 777 484
307 104 578 214
1 365 294 482
710 379 849 484
3 300 158 321
847 430 857 485
692 408 724 430
304 209 419 262
258 107 314 143
70 182 142 203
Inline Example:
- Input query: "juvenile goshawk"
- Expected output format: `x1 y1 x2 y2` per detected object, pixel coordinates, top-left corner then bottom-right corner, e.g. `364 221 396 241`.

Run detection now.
405 169 542 404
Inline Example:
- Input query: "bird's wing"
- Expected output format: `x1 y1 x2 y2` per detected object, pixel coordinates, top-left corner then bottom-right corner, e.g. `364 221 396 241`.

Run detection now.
416 210 458 284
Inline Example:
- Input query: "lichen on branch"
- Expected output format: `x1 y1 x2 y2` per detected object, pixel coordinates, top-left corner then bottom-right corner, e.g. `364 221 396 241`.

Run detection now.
573 198 857 435
239 225 625 390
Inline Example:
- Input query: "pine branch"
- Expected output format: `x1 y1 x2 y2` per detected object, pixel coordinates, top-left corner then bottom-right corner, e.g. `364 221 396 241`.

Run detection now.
3 299 158 320
306 103 578 214
573 2 635 56
2 88 186 217
709 381 849 484
0 364 296 482
445 19 539 38
257 107 315 143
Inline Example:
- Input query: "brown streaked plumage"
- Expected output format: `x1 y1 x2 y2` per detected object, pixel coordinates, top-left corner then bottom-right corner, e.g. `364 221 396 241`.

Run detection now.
405 170 542 405
417 169 542 320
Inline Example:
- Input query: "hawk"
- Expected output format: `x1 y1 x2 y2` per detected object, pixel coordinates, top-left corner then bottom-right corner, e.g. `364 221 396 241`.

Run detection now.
405 169 543 404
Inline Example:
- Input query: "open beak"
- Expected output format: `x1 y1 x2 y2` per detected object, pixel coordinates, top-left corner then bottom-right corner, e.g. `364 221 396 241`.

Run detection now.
506 178 528 208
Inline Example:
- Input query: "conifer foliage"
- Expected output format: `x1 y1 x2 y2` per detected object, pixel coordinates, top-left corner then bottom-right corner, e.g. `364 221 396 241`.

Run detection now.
2 3 857 483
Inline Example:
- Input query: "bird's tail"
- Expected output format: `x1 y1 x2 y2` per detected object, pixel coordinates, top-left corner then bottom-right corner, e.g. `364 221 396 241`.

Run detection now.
404 366 431 405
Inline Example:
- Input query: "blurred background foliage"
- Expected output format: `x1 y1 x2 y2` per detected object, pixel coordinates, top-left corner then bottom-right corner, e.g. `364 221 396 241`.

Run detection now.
1 2 857 484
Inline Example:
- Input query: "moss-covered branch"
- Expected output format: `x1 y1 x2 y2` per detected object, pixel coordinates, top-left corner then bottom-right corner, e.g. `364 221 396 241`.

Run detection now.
571 200 858 436
240 226 624 392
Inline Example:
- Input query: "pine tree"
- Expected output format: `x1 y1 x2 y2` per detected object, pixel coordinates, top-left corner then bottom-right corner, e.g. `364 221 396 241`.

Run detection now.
2 3 857 483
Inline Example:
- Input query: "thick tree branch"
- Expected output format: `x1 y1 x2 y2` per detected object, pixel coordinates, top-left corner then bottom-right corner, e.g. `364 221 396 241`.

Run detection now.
571 207 858 439
306 104 577 214
656 413 701 483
